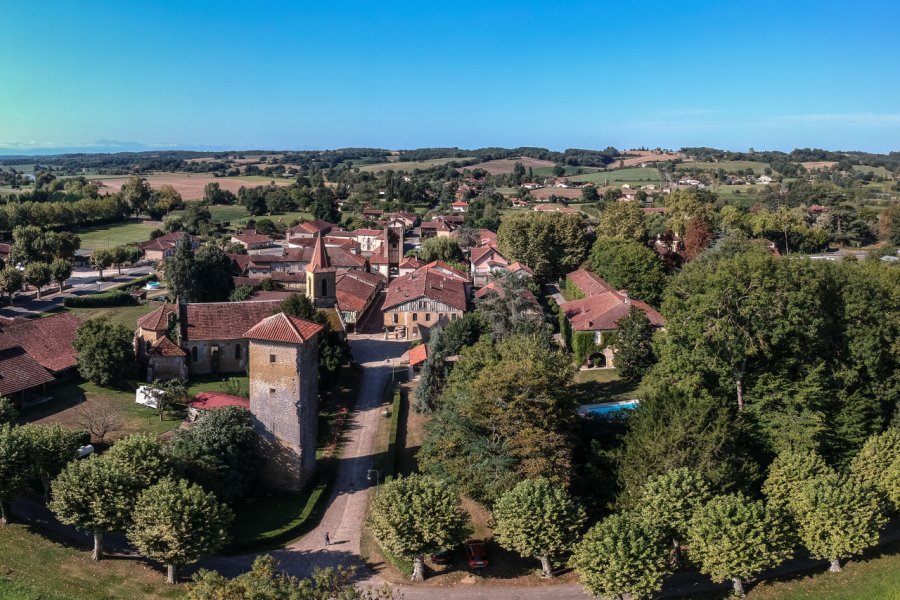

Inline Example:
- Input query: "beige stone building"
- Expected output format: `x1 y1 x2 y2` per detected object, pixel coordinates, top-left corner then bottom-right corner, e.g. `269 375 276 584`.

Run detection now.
383 268 467 340
245 313 323 492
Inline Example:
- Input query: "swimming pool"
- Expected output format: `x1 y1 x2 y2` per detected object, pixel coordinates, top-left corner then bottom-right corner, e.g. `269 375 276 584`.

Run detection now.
579 399 640 417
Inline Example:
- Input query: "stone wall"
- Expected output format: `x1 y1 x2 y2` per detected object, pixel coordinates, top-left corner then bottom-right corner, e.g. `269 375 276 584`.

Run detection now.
184 339 249 375
248 338 318 491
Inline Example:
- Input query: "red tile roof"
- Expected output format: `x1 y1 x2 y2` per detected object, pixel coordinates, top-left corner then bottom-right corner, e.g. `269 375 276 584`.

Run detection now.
384 269 467 312
137 304 177 331
244 313 323 344
0 313 80 373
148 336 186 357
287 219 332 236
408 343 428 367
399 257 424 269
139 231 198 252
249 290 297 301
470 245 507 266
0 346 55 396
335 270 384 313
307 233 334 273
183 300 282 342
232 231 272 245
189 392 250 411
507 262 534 276
419 260 468 281
566 269 616 298
561 292 664 332
227 253 251 274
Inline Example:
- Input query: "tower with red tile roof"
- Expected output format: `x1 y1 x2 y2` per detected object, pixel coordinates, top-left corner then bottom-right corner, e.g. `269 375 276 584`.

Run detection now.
245 312 324 491
305 233 336 309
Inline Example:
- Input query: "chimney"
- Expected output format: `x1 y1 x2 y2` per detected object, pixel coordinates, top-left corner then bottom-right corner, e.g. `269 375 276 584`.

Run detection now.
620 290 630 305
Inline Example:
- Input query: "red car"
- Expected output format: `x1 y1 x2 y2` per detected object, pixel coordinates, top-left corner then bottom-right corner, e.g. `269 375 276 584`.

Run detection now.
429 549 451 565
465 539 489 569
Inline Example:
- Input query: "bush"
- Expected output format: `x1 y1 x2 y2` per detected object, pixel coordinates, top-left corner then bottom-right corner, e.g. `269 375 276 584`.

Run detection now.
64 290 138 308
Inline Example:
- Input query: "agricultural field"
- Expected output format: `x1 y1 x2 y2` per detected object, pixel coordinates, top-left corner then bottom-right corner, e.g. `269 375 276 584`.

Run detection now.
460 156 556 175
801 161 837 171
358 157 474 173
75 220 158 251
614 150 683 168
852 164 892 177
569 167 664 186
530 187 584 200
92 173 292 200
677 160 771 175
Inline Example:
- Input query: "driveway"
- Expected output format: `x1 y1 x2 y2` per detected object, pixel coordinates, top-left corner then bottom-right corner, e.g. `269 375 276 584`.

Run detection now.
209 335 409 580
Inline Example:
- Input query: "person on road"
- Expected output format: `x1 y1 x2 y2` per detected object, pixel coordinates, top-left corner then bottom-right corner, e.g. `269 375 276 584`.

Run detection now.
324 532 331 546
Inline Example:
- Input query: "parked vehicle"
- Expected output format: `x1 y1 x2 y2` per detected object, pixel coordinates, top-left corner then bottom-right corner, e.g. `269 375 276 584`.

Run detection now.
464 540 489 569
75 444 94 459
429 549 451 565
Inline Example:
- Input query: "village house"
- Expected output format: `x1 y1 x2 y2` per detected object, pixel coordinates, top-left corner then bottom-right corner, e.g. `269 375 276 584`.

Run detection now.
0 313 80 406
138 231 200 261
419 219 453 240
285 219 332 242
398 256 424 276
335 269 385 330
469 245 509 288
230 230 274 251
382 268 467 340
407 343 427 379
451 200 469 213
558 269 664 369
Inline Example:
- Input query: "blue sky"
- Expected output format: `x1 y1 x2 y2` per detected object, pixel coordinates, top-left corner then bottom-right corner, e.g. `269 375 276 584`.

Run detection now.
1 0 898 153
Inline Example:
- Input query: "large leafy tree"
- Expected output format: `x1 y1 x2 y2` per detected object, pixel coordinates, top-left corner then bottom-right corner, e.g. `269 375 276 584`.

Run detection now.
104 433 173 489
0 425 30 524
614 306 656 381
474 273 547 341
164 235 200 302
413 313 484 413
172 406 258 502
663 188 715 236
588 237 667 306
194 244 235 302
18 424 81 499
687 494 791 597
637 468 711 565
50 257 73 293
850 428 900 511
90 247 115 280
596 200 647 241
74 316 135 387
367 474 471 581
418 334 578 503
23 261 52 299
0 266 24 305
492 478 586 578
570 513 669 600
793 473 887 572
189 555 398 600
497 211 591 281
120 175 152 215
49 454 134 560
616 389 754 504
416 236 463 263
128 478 233 584
762 450 832 519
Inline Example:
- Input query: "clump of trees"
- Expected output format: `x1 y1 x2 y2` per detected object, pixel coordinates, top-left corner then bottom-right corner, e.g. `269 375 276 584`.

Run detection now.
497 212 591 280
74 316 136 387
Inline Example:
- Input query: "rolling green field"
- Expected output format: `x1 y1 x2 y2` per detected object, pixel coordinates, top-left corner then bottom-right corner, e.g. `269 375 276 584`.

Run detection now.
75 220 157 251
678 160 770 174
358 157 474 172
569 167 664 186
852 164 892 177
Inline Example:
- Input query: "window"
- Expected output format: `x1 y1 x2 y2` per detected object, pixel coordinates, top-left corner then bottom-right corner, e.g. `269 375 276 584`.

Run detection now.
425 313 430 322
412 313 417 322
235 344 242 360
321 278 328 297
392 313 398 324
269 354 276 363
191 347 198 362
269 388 276 394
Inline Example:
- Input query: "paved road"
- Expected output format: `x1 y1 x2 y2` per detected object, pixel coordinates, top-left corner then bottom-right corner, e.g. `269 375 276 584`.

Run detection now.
208 335 409 580
0 264 153 319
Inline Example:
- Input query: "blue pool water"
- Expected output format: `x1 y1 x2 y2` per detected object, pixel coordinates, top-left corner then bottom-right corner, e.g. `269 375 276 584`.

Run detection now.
579 400 640 417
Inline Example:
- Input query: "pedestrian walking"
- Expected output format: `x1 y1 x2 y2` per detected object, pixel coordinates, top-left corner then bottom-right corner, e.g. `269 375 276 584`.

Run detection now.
324 531 331 546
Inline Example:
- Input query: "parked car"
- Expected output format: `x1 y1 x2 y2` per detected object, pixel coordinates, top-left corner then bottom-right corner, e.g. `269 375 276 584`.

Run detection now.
429 549 451 565
464 540 489 569
75 444 94 459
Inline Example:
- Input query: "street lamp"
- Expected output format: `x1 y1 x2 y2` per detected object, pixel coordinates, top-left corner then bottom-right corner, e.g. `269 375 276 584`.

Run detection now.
367 469 381 492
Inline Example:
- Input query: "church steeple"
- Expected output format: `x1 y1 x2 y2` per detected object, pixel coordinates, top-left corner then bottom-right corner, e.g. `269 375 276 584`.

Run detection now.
306 232 336 308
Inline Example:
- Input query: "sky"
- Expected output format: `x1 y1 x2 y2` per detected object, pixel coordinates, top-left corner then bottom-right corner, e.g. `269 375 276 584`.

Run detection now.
1 0 899 154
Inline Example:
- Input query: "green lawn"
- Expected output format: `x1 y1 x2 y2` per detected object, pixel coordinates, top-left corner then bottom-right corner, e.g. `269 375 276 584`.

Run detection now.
21 380 182 441
63 303 157 329
186 374 249 397
571 368 643 403
569 167 663 186
678 160 771 174
688 544 900 599
0 524 184 600
852 164 892 177
359 157 474 173
229 210 313 230
170 203 249 224
75 221 157 251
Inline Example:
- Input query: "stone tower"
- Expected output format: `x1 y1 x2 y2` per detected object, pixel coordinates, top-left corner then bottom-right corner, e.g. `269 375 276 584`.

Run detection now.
306 232 336 308
244 313 324 492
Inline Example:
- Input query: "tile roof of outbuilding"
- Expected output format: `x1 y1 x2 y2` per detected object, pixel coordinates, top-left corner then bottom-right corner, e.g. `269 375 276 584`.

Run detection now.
182 300 282 342
0 312 80 373
384 269 467 311
243 312 323 344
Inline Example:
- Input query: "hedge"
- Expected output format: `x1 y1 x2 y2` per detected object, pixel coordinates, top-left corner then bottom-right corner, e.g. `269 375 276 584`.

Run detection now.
63 290 138 308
